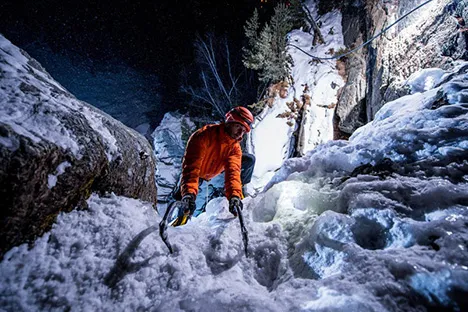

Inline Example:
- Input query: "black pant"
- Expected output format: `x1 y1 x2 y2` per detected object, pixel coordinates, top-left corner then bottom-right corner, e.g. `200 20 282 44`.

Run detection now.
172 153 256 200
240 153 255 185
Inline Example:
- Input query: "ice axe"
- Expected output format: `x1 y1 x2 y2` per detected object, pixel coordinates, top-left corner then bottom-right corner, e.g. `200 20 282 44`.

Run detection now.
236 205 249 257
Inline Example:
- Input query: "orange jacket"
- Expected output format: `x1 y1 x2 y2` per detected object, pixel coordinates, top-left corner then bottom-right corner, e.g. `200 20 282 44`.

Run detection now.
180 123 243 199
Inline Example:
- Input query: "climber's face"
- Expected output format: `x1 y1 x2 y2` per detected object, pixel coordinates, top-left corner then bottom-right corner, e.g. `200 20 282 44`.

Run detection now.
225 122 247 141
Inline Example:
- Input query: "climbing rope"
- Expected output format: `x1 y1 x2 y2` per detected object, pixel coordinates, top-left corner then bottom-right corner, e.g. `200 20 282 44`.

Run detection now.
287 0 435 60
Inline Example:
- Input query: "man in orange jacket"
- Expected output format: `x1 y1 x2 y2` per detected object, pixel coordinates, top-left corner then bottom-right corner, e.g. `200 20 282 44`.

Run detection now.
171 106 256 226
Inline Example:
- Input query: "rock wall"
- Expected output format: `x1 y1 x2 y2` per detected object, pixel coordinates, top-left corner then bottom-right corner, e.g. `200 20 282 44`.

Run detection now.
0 36 157 257
333 0 467 136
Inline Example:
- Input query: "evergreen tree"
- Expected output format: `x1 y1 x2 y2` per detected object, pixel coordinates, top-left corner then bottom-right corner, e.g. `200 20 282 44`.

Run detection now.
244 9 260 49
243 2 297 84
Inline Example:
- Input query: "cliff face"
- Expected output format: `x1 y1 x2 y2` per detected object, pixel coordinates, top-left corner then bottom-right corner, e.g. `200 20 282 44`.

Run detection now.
334 0 467 136
0 36 157 257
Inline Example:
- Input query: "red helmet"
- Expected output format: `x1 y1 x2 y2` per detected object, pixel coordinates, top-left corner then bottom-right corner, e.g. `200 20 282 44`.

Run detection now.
225 106 254 132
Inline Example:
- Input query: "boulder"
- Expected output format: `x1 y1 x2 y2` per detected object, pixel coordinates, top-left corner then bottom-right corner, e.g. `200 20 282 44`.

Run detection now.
0 35 157 257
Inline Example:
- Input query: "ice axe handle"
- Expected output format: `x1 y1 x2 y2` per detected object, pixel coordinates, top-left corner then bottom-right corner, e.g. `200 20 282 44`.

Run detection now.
236 206 249 257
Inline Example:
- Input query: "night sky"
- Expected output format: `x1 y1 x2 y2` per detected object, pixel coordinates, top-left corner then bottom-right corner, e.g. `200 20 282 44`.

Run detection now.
0 0 277 113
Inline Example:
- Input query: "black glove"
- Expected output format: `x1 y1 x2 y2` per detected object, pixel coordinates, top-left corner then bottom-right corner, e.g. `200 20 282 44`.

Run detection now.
229 196 243 217
181 194 196 216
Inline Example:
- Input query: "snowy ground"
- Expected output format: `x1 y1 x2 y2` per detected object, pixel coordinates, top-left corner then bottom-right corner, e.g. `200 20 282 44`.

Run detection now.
1 63 468 311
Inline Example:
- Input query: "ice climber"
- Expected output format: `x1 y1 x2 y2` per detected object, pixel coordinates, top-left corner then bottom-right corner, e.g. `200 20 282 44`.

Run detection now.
170 106 256 226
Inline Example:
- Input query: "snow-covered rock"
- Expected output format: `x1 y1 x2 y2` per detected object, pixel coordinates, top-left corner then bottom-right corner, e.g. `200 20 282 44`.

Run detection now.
152 112 195 204
0 35 157 257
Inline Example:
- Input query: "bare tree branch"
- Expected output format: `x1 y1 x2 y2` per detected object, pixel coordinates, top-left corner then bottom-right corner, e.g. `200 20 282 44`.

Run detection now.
182 33 257 119
302 4 325 45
